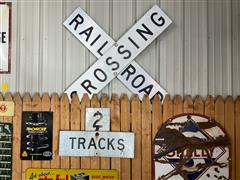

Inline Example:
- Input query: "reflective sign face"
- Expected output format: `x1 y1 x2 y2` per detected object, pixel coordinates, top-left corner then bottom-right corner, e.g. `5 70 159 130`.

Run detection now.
64 5 171 100
153 114 230 180
0 101 14 116
59 131 134 158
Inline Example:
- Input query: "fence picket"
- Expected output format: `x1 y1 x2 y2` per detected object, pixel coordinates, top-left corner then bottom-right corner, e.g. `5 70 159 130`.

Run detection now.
22 92 32 180
152 95 162 140
90 94 100 169
131 95 141 180
142 95 152 180
173 95 183 116
41 93 51 168
225 96 235 179
110 94 121 173
235 96 240 180
184 95 193 113
163 95 172 122
193 95 204 115
100 94 110 169
60 94 70 168
0 92 3 123
70 93 81 168
12 93 22 180
120 94 131 180
215 96 224 127
50 93 60 168
204 95 215 119
80 94 90 169
31 93 42 168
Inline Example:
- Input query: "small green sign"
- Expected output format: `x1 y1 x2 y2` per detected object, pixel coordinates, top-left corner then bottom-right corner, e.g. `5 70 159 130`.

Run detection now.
0 123 12 180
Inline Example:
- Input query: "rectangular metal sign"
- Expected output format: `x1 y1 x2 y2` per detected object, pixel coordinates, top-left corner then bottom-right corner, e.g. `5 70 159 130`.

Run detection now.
26 169 118 180
0 3 11 73
86 108 110 131
0 123 12 180
21 112 53 160
64 5 172 100
0 101 14 116
59 131 134 158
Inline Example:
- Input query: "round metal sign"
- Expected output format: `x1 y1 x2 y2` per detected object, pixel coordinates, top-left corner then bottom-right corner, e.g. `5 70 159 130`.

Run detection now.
153 114 230 180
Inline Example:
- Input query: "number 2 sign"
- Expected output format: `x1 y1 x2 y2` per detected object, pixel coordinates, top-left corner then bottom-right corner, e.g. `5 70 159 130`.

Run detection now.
85 108 110 131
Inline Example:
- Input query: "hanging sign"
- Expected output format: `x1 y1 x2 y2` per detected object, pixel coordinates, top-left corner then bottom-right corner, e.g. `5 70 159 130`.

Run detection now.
0 101 14 116
59 131 134 158
153 114 230 180
0 3 11 73
21 112 53 160
64 5 171 100
26 169 118 180
86 108 110 131
0 123 12 180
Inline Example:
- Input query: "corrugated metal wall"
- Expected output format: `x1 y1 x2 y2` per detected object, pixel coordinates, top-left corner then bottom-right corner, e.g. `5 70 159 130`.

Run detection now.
0 0 240 99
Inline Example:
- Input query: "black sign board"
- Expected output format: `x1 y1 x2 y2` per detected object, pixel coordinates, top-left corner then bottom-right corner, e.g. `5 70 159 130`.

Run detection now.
0 123 12 180
21 112 53 160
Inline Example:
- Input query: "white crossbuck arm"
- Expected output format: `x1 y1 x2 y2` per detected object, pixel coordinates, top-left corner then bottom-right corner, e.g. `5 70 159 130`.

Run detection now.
64 5 172 100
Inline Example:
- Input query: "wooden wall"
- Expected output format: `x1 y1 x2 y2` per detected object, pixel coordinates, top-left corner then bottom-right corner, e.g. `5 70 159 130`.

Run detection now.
0 92 239 179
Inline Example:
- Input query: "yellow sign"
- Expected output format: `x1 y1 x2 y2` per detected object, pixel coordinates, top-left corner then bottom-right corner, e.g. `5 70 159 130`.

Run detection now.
1 83 8 91
0 101 14 116
26 169 118 180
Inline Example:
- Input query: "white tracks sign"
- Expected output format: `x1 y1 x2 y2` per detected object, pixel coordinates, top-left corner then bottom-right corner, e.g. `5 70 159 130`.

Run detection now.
64 5 172 100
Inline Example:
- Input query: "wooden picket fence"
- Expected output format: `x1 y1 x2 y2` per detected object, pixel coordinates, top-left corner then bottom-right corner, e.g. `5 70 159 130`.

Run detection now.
0 92 239 180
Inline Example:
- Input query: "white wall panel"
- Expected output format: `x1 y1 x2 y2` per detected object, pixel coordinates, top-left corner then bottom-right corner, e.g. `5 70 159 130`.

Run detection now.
0 0 240 99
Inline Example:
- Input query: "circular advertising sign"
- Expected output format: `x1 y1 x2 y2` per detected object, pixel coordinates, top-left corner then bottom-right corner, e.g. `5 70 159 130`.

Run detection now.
153 114 230 180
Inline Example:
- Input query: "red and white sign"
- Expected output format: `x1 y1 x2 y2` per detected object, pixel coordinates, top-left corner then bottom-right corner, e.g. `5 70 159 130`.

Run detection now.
0 3 11 73
63 5 171 100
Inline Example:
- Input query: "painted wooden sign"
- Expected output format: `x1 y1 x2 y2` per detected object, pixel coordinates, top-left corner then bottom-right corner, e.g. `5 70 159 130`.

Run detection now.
0 3 11 73
0 123 12 180
26 169 118 180
153 114 230 180
64 5 171 100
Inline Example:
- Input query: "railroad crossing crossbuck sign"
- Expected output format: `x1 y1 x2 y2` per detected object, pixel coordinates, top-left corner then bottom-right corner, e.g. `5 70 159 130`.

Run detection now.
64 5 172 100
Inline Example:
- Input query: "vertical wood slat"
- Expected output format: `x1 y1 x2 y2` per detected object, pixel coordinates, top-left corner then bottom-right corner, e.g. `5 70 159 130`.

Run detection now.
70 93 81 169
90 94 100 169
173 95 183 116
141 95 151 180
80 94 90 169
193 95 204 114
60 94 70 168
225 96 235 179
163 95 172 122
22 93 32 180
204 95 215 119
12 93 22 180
152 95 162 141
31 93 42 168
215 95 225 127
50 93 60 168
235 96 240 180
120 94 131 180
41 93 51 168
110 94 121 174
184 95 194 113
131 95 141 180
100 94 110 169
